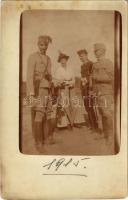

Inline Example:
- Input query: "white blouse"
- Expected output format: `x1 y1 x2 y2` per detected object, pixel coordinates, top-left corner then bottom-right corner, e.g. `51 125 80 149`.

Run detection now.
54 65 75 85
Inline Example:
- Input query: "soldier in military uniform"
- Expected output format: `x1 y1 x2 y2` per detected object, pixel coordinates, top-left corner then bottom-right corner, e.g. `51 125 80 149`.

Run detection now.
26 35 54 152
92 43 114 141
77 49 98 131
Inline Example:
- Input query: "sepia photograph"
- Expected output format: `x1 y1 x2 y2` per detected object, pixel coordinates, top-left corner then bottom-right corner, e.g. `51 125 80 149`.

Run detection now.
1 1 127 199
20 10 121 155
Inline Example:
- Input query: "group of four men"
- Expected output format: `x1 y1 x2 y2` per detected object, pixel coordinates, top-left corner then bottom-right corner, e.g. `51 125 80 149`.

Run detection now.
26 35 114 152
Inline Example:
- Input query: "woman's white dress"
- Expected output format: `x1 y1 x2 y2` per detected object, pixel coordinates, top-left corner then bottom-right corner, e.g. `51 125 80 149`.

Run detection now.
54 65 85 127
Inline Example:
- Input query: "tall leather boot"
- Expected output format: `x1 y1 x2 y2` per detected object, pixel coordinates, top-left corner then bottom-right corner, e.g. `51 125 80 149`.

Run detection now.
48 118 56 144
34 121 43 152
88 109 98 131
102 116 110 139
42 120 48 145
31 107 36 136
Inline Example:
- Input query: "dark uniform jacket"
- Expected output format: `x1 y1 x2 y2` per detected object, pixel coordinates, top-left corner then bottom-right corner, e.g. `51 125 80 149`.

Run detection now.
81 60 93 96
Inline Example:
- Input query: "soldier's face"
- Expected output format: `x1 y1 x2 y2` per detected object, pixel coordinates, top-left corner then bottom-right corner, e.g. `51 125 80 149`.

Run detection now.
94 49 105 58
79 53 88 63
38 42 48 53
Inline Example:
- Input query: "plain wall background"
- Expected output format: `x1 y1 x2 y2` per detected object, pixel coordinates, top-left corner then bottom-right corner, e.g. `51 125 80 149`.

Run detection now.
22 10 114 81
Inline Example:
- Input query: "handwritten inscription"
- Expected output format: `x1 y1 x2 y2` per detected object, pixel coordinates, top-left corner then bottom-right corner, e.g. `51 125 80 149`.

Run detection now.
42 157 90 178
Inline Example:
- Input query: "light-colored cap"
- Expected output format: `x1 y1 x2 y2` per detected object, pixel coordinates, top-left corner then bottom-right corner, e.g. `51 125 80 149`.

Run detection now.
38 35 52 44
94 43 106 51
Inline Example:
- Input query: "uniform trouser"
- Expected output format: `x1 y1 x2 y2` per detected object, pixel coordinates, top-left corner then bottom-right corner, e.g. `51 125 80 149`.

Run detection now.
83 95 98 129
95 94 114 138
31 88 53 145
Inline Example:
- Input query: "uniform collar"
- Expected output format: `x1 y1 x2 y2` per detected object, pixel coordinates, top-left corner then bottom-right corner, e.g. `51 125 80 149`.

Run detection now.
38 51 47 57
97 56 105 61
82 59 90 66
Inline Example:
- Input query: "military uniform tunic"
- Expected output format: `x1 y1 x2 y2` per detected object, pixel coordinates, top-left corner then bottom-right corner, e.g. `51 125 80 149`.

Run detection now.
92 58 114 135
27 51 52 122
81 60 93 96
27 51 51 96
92 58 114 96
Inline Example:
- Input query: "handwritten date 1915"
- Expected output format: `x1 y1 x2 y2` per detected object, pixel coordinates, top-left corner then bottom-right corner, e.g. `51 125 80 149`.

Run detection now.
42 157 90 171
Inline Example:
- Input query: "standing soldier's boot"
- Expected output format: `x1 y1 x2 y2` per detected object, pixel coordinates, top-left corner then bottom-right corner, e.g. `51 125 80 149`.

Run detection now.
103 116 113 145
88 110 96 131
102 116 108 139
48 118 56 144
42 115 49 145
34 121 43 152
43 118 56 145
31 107 36 136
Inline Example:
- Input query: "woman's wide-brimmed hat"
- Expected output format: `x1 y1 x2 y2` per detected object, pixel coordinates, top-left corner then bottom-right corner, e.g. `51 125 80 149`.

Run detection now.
58 52 69 62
